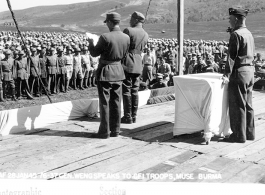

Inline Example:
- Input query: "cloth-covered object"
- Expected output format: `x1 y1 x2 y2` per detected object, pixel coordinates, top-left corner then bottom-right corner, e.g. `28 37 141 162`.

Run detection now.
173 73 232 142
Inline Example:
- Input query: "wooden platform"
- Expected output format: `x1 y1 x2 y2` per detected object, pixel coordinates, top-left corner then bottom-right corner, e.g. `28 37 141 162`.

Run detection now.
1 90 265 183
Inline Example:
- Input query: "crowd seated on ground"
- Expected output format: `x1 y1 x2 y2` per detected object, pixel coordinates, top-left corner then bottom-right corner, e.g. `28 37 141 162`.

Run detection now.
0 30 263 102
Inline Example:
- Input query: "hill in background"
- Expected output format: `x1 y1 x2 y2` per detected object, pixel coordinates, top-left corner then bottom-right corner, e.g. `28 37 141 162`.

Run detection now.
0 0 265 52
0 0 265 28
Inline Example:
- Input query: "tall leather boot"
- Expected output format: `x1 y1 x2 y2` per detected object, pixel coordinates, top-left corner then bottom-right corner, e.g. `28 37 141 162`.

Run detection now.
83 78 88 88
132 94 139 123
0 89 5 102
121 95 132 124
11 88 17 101
79 79 84 90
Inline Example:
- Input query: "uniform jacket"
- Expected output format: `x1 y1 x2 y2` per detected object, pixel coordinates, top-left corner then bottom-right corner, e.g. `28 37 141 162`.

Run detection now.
57 56 67 74
39 55 47 78
28 55 40 77
46 55 59 74
226 26 255 74
0 58 15 81
89 26 130 81
15 58 29 80
123 25 149 74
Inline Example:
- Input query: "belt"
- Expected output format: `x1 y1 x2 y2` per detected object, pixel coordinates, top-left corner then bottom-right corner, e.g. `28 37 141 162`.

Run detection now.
99 59 121 65
129 49 142 55
144 64 152 66
235 64 253 69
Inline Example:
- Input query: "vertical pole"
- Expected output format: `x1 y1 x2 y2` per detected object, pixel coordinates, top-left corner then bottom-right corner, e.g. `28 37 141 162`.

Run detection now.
177 0 184 75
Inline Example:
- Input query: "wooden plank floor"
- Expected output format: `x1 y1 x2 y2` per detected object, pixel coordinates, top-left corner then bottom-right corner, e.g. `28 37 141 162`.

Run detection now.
1 90 265 183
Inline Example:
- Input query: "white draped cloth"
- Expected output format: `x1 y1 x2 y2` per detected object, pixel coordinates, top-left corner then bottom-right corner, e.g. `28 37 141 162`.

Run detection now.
173 73 232 142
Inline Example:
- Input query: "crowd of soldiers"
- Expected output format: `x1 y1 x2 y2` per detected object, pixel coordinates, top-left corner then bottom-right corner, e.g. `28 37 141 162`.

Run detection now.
0 31 99 102
0 31 264 101
141 38 230 89
140 38 264 89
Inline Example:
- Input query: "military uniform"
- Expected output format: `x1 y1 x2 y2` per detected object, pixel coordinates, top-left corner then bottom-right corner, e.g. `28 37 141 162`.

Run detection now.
72 49 84 90
88 12 130 138
28 49 41 96
57 49 67 93
225 7 255 143
63 49 73 91
15 51 33 99
0 51 16 100
81 47 93 88
46 49 59 94
39 50 48 94
122 11 149 124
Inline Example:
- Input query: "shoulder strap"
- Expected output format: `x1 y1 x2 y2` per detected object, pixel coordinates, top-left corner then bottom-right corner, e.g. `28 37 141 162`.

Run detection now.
135 32 147 50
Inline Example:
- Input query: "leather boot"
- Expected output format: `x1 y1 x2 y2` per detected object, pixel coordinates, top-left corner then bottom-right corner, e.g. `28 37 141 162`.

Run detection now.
11 89 17 101
83 78 88 88
79 79 84 90
0 90 5 102
121 95 132 124
132 94 139 123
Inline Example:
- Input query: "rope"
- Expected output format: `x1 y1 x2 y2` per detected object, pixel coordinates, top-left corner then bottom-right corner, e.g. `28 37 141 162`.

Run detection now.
6 0 52 103
144 0 153 24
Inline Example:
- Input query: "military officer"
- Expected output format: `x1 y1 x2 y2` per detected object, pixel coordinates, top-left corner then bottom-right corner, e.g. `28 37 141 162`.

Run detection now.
72 48 84 90
0 50 16 101
15 50 33 100
46 47 59 94
39 46 48 95
28 47 41 97
64 46 73 92
81 46 93 88
87 12 130 138
222 7 255 143
57 47 67 93
121 11 149 124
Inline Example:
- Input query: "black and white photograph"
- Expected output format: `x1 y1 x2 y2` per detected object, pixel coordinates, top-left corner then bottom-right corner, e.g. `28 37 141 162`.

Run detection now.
0 0 265 194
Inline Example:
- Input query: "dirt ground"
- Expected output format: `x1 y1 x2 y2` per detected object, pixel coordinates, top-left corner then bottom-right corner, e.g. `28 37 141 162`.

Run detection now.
0 86 98 111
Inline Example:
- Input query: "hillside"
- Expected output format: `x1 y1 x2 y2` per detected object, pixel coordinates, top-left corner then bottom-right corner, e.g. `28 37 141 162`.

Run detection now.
0 0 265 29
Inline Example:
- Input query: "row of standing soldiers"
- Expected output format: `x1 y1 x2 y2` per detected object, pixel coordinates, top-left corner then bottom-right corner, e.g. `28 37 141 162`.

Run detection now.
0 46 98 102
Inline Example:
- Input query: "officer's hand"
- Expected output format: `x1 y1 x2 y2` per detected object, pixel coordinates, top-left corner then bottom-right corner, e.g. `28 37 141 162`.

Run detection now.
220 74 229 85
87 38 94 44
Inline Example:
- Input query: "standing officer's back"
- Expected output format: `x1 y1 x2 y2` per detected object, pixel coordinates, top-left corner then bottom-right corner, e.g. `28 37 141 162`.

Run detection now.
121 11 149 124
123 11 149 74
87 12 130 139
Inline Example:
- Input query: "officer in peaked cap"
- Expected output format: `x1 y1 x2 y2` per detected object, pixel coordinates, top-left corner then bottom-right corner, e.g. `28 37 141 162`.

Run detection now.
121 11 148 124
87 12 130 138
222 6 255 143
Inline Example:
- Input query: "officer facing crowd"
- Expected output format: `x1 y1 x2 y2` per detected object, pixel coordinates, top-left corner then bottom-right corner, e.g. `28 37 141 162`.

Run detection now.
222 7 255 143
87 12 130 139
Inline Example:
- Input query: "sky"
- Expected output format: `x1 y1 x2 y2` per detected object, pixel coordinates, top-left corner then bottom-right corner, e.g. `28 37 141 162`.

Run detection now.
0 0 99 12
